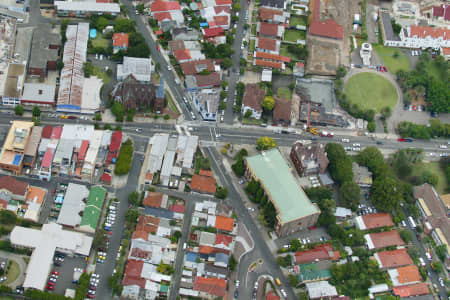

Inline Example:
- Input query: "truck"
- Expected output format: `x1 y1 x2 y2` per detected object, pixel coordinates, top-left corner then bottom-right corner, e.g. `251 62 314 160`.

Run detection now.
72 269 82 284
308 127 318 135
320 131 334 137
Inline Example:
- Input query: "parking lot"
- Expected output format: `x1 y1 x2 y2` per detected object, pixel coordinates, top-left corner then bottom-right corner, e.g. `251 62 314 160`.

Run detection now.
50 255 88 295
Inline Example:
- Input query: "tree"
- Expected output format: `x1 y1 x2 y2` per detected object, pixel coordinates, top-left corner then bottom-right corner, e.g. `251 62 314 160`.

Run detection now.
407 246 421 259
393 150 412 179
380 106 392 120
325 143 353 185
339 181 361 211
435 244 447 262
136 3 145 14
232 156 245 176
261 96 275 111
256 137 276 150
229 255 237 271
32 106 41 117
93 229 107 250
115 139 133 175
356 146 388 178
126 110 135 122
367 121 376 132
113 18 136 33
172 230 181 242
94 112 102 121
399 230 413 243
288 274 299 287
125 209 139 225
128 191 140 206
215 186 228 199
14 105 24 116
0 210 17 225
371 176 402 211
221 81 229 89
111 101 125 122
431 261 443 273
222 57 233 69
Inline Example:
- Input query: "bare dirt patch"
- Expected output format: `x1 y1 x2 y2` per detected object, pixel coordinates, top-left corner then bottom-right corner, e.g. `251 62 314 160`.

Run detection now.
306 36 341 75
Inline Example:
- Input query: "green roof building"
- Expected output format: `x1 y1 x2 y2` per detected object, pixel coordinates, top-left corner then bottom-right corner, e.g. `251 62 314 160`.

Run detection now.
79 186 107 234
245 148 320 237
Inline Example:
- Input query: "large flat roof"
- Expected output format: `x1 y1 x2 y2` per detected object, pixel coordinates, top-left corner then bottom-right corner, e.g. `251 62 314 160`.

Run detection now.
54 1 120 13
245 148 320 224
57 183 89 227
80 186 106 230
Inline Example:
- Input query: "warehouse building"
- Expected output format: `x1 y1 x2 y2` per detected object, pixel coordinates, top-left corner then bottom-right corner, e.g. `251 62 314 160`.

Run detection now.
10 223 93 291
244 149 320 236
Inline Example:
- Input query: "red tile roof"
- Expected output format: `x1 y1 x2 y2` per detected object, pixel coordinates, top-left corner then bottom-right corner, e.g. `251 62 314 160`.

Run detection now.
294 243 339 264
375 248 413 269
42 125 52 139
215 233 233 247
78 140 89 161
258 7 283 21
243 83 265 112
214 15 229 26
266 291 281 300
191 174 216 194
151 1 181 12
173 49 191 61
255 59 283 69
214 5 231 14
199 169 213 177
193 277 227 297
442 47 450 56
41 149 54 168
203 27 225 38
113 33 129 48
215 216 234 232
101 173 111 183
360 213 395 230
255 51 290 62
409 25 450 40
309 20 343 39
132 230 148 241
122 275 146 289
51 126 62 139
194 72 221 87
109 131 122 153
215 0 232 5
432 4 449 21
154 11 172 22
180 59 216 75
143 192 163 208
367 230 405 249
396 265 422 285
259 22 280 37
0 176 28 196
273 97 291 123
0 199 8 210
124 259 144 278
199 245 215 254
137 215 160 233
170 204 185 213
256 37 278 51
393 283 430 297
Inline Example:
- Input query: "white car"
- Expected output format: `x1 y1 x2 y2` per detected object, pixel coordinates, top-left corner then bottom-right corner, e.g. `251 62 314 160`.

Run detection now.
341 138 349 143
439 144 448 149
352 143 360 147
281 289 288 299
439 278 445 287
167 65 172 71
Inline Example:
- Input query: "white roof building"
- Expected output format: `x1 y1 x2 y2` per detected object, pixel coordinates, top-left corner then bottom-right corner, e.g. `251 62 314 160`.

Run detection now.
10 223 93 291
306 281 338 299
54 1 121 14
117 57 153 82
82 130 103 175
21 83 56 106
57 183 89 227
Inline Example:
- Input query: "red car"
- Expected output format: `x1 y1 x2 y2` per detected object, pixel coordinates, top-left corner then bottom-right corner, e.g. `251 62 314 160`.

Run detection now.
413 105 417 111
46 285 54 290
383 66 388 72
397 138 406 142
87 294 95 299
52 271 59 275
47 281 55 286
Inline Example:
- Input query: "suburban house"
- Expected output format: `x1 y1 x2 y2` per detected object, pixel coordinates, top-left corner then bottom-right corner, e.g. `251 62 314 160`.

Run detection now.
112 33 129 53
364 231 405 250
245 149 320 236
180 59 216 76
388 265 422 287
355 213 395 230
258 7 287 24
257 22 285 39
256 37 281 54
374 249 413 270
190 173 217 195
290 141 329 176
272 97 292 126
241 83 266 119
150 0 184 25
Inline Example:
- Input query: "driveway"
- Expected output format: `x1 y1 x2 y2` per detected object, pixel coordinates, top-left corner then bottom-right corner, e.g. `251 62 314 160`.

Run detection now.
0 250 27 289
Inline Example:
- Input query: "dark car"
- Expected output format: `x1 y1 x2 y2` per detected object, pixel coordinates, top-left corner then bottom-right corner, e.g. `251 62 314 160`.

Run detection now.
234 290 238 298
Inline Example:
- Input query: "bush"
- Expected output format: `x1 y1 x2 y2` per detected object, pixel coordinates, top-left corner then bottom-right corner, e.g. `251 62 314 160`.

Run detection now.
215 186 228 199
367 121 376 132
276 255 292 267
114 139 133 175
14 105 24 116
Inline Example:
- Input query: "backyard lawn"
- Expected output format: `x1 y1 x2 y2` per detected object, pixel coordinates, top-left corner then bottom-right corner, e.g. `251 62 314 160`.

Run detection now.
344 72 398 113
373 45 410 74
249 39 255 52
277 87 292 100
5 260 19 285
280 44 300 61
289 15 307 27
411 162 447 194
251 24 257 35
91 35 109 49
284 29 306 42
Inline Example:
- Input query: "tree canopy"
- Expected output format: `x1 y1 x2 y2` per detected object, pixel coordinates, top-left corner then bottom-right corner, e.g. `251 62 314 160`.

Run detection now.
261 96 275 111
371 176 402 211
113 18 136 33
325 143 353 185
339 181 361 211
256 137 276 150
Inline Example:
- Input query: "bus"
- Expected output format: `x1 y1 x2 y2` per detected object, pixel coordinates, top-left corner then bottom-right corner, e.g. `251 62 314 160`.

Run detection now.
408 216 417 229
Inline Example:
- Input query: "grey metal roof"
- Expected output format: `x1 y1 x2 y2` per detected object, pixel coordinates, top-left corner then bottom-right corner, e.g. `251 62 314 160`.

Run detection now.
29 25 60 70
53 139 74 164
56 183 89 227
260 0 285 9
22 84 56 104
143 207 174 220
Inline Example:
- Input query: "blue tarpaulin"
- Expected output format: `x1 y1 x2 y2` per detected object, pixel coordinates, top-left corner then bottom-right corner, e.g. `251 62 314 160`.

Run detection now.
13 154 22 166
199 22 208 27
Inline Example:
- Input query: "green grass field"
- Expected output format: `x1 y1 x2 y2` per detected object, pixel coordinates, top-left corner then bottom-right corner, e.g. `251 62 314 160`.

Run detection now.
277 87 292 99
280 44 300 61
289 16 307 26
165 90 180 114
5 260 19 285
411 162 447 194
344 72 398 113
91 35 109 49
284 29 306 42
249 39 255 52
373 45 410 74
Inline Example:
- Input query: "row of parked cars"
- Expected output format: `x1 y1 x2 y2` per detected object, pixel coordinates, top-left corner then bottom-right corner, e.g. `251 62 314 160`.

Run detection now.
87 273 100 299
46 270 59 291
